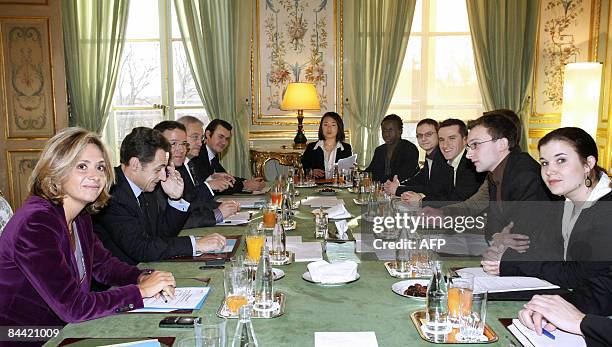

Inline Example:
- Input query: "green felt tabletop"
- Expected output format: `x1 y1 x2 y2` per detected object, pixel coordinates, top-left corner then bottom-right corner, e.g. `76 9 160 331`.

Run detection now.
45 188 524 347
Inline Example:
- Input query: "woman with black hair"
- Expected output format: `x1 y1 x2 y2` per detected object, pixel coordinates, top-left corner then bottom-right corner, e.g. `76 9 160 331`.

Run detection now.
301 112 352 178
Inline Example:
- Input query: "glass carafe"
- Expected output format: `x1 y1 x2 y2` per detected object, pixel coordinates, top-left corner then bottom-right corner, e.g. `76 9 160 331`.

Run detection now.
231 305 258 347
254 245 274 310
425 260 450 334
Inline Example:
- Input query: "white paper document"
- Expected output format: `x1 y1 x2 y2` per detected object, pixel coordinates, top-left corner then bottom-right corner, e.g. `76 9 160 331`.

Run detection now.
130 287 210 312
100 340 161 347
301 196 343 207
457 267 560 294
286 242 323 262
217 197 265 208
216 211 252 225
315 332 378 347
508 319 586 347
337 154 357 171
325 204 352 219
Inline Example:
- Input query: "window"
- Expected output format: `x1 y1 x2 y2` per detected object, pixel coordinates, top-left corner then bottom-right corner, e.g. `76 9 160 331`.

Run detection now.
386 0 482 148
103 0 208 162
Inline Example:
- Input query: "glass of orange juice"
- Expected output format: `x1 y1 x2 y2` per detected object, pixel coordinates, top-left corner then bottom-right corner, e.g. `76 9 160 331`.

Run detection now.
224 267 249 315
245 224 265 264
262 204 277 229
447 273 474 326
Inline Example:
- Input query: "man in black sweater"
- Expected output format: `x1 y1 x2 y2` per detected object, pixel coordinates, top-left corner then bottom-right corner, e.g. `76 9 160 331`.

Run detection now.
365 114 419 182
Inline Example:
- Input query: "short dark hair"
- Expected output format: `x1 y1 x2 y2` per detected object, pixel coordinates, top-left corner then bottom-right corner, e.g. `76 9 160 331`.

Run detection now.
120 127 170 166
317 112 345 142
439 118 468 138
484 108 522 143
539 127 606 180
381 114 403 129
205 119 232 135
468 113 518 150
416 118 439 132
153 120 186 133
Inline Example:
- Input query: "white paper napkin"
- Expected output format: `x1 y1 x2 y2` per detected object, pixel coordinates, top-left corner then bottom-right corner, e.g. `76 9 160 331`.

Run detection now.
315 332 378 347
325 204 352 219
307 260 358 284
334 220 349 238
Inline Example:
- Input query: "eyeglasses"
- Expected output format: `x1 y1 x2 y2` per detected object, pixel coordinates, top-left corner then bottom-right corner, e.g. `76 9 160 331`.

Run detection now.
188 134 204 142
465 139 497 151
416 131 435 139
170 141 189 149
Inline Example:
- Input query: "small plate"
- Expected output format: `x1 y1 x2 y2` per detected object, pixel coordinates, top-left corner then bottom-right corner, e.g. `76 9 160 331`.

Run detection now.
317 188 337 196
391 279 430 300
352 198 367 205
302 271 360 286
295 183 317 188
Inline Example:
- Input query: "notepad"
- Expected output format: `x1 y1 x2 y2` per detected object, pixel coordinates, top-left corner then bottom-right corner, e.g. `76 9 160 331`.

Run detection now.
508 319 586 347
130 287 210 312
456 267 560 294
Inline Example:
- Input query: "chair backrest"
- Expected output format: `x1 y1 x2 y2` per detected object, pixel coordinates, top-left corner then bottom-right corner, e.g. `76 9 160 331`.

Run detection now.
0 190 13 236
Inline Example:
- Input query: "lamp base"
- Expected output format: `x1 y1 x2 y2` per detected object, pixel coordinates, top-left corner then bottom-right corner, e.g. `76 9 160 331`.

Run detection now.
293 111 307 149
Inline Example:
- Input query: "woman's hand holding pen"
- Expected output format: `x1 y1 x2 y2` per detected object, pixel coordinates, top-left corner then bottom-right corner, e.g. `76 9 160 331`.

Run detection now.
137 270 176 299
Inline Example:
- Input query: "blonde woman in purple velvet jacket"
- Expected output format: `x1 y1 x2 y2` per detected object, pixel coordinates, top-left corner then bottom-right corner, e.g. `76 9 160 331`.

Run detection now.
0 128 176 330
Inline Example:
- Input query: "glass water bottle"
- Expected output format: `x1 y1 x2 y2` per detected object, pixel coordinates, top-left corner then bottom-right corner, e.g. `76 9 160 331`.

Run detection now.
425 260 450 333
231 305 258 347
254 245 274 309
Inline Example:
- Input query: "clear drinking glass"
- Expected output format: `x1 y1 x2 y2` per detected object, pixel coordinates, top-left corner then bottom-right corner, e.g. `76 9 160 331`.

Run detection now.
459 291 488 342
448 273 474 326
245 224 265 265
224 267 249 315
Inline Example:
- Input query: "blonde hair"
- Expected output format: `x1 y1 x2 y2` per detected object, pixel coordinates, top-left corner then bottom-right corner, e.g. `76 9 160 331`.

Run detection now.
28 127 115 213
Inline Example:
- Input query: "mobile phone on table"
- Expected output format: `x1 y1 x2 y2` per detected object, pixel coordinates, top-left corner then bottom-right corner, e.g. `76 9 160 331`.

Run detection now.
159 316 200 328
199 258 225 269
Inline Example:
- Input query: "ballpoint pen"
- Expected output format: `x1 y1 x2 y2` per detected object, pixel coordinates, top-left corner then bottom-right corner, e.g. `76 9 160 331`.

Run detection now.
541 329 555 340
159 290 168 303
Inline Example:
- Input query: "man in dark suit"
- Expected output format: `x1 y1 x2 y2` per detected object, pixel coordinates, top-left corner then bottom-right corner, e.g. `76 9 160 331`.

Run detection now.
190 119 265 194
153 121 239 229
398 119 486 207
384 118 441 196
93 127 226 265
465 113 554 273
365 114 419 182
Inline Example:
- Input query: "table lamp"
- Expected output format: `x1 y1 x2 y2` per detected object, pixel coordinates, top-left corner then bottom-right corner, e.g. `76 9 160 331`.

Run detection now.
281 82 321 149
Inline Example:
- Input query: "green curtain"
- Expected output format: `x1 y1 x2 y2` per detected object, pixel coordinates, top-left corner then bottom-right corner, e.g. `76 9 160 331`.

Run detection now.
62 0 130 132
466 0 540 150
174 0 250 178
344 0 416 167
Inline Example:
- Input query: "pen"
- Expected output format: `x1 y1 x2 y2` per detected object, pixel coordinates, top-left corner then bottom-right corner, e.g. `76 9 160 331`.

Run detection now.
159 290 168 303
541 329 555 340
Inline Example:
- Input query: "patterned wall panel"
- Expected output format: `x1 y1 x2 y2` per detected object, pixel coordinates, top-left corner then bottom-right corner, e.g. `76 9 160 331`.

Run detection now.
1 18 55 139
6 149 39 207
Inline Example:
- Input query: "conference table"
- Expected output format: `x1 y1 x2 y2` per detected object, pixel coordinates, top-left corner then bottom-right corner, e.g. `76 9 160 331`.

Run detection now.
46 187 525 346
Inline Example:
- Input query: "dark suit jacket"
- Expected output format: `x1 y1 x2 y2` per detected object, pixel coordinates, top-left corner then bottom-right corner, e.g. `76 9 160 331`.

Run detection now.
0 196 143 327
501 191 612 289
561 269 612 346
190 148 246 194
365 139 419 182
176 164 220 229
300 141 352 172
398 150 485 207
396 147 449 200
93 167 191 265
485 150 554 244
